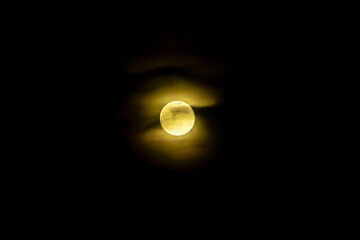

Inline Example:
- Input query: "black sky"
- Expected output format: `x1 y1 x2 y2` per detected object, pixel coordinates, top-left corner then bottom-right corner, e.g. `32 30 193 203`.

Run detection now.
54 11 319 200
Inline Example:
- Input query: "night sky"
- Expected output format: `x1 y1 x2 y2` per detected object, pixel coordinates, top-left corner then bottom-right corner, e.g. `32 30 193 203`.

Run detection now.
56 13 318 202
10 5 333 233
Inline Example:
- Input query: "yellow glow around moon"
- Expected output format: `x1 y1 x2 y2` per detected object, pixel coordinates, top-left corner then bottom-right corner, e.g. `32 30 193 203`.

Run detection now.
160 101 195 136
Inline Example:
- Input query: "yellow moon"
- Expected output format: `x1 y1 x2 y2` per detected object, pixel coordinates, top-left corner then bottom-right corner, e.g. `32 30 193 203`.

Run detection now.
160 101 195 136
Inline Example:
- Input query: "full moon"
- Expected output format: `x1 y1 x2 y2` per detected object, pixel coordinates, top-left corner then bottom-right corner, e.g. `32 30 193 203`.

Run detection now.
160 101 195 136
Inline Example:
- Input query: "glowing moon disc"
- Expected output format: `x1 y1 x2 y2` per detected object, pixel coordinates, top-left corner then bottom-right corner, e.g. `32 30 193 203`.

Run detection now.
160 101 195 136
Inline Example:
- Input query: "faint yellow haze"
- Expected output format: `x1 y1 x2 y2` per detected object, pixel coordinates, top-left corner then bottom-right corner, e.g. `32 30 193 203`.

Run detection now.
126 53 228 77
122 33 225 170
130 76 221 120
125 77 221 171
